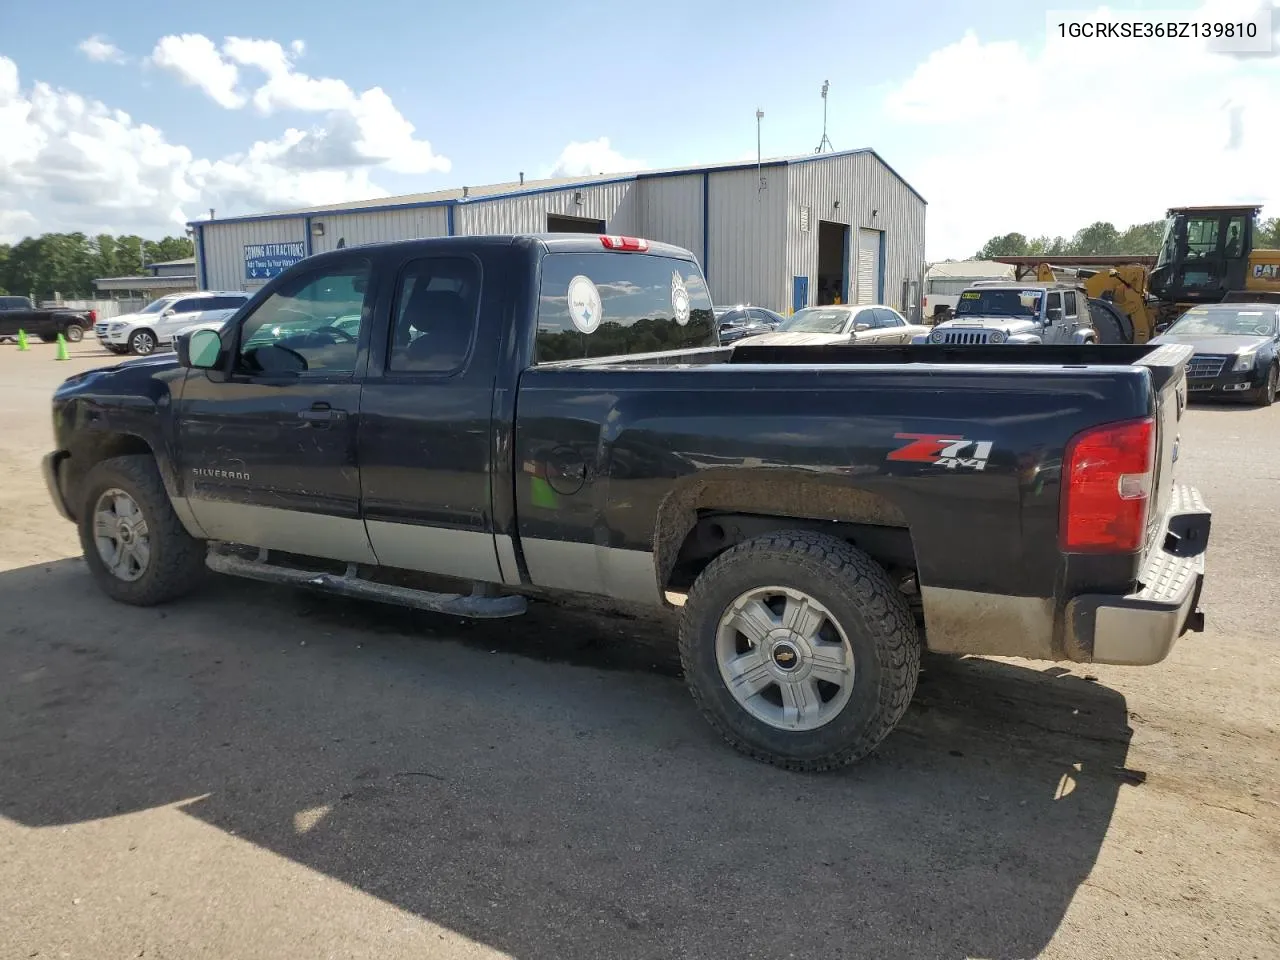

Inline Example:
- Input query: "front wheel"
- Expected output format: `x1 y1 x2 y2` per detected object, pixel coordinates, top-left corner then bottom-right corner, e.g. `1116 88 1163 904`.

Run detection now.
129 329 157 355
77 455 208 606
1254 365 1278 407
678 531 921 771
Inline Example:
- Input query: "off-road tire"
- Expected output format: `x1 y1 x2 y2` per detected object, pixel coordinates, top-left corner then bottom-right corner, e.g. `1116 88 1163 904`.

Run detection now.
1087 299 1130 344
1253 364 1277 407
78 455 207 606
678 530 921 772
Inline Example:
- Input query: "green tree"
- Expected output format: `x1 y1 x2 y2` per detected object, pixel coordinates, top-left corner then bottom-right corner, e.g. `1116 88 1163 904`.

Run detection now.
144 236 194 263
975 232 1030 258
1116 220 1166 255
1068 221 1122 256
1259 217 1280 248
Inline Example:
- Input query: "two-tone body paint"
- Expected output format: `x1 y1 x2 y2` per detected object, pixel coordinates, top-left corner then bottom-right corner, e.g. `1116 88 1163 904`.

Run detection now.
48 236 1193 664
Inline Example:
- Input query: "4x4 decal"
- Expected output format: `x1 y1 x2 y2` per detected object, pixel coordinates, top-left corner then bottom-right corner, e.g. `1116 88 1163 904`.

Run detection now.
888 433 994 471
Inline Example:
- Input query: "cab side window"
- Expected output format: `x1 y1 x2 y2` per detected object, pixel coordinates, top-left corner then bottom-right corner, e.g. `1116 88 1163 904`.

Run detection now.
388 257 481 374
1046 292 1062 319
237 259 371 377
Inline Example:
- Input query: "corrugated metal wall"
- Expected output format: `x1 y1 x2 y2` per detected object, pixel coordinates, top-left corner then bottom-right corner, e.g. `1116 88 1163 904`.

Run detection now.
311 206 449 254
784 153 926 315
200 217 307 292
706 166 788 309
635 174 704 264
457 181 641 236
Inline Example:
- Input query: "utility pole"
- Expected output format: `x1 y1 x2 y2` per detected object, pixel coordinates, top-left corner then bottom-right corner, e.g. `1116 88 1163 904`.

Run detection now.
756 108 766 191
815 80 833 154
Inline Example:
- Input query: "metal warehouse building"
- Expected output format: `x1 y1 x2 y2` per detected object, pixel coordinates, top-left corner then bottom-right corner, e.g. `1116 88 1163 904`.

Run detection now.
192 148 926 317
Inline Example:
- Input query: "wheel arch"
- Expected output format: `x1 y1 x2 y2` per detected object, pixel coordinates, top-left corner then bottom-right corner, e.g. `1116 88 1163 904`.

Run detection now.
62 430 200 536
654 475 915 595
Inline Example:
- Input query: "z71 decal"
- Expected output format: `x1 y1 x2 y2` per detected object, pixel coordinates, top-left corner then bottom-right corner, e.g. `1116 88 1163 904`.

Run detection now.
887 433 994 471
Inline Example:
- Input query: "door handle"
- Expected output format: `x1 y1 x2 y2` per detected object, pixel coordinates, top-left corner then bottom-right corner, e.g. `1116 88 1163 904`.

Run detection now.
297 403 347 423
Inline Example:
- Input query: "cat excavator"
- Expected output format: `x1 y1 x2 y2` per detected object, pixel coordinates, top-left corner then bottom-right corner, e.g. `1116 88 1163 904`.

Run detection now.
1007 205 1280 344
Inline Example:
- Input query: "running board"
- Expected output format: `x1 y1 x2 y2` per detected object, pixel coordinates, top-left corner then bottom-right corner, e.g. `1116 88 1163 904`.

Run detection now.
206 548 528 619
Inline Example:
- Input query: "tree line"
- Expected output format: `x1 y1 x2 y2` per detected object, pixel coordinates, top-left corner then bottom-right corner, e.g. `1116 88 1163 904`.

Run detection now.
0 233 195 301
973 217 1280 260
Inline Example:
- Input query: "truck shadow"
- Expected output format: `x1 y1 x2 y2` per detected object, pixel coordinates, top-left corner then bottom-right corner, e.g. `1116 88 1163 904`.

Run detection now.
0 559 1135 960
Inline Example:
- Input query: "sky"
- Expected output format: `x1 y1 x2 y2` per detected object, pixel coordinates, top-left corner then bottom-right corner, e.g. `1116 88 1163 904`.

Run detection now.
1 0 1277 260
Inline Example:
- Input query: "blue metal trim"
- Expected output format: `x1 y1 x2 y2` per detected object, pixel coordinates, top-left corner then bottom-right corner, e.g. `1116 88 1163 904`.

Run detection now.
701 171 710 280
877 229 887 302
304 216 314 257
196 225 208 290
447 202 455 236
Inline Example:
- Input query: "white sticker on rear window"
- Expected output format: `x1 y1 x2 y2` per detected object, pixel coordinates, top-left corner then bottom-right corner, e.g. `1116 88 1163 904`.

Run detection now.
567 275 603 334
671 271 691 326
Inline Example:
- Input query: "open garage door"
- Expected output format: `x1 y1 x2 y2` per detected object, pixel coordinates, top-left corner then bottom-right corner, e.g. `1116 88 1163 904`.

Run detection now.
855 229 881 304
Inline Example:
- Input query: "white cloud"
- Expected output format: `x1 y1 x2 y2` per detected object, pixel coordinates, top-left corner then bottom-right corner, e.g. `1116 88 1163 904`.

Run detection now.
547 137 644 177
77 35 127 65
149 34 245 109
0 55 438 242
149 34 449 176
884 0 1280 259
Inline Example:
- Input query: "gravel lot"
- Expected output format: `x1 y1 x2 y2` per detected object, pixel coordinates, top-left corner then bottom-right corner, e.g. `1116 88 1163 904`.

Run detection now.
2 339 1277 960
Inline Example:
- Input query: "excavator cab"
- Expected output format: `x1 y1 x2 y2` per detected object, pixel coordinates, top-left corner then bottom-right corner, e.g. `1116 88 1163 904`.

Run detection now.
1148 205 1260 304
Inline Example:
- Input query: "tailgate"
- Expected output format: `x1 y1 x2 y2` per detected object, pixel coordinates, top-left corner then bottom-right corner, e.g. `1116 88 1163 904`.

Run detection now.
1140 343 1193 562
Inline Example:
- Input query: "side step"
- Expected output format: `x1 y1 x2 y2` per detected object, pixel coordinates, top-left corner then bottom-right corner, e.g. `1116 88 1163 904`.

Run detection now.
206 548 528 619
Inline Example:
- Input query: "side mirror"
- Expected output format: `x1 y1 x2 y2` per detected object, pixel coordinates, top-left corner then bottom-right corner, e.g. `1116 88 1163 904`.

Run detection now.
1046 307 1063 323
854 322 871 332
179 328 224 369
162 308 176 318
1154 322 1171 335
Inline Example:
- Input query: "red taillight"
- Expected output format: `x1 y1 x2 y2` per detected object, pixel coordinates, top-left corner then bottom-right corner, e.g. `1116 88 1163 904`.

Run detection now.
600 235 649 252
1060 417 1155 553
88 309 98 322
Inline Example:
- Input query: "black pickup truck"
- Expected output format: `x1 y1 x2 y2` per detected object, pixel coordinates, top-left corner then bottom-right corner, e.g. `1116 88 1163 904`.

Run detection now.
42 234 1211 771
0 295 94 343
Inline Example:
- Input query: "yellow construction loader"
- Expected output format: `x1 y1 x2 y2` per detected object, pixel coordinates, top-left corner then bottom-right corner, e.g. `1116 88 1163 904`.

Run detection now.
1006 205 1280 343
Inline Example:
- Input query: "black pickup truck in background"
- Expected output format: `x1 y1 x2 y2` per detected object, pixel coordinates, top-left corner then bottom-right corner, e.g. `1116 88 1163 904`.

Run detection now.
0 295 95 343
41 234 1211 771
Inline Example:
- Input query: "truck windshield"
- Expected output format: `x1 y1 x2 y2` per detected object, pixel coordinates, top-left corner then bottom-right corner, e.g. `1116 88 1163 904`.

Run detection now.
955 289 1042 318
536 252 715 362
776 308 851 334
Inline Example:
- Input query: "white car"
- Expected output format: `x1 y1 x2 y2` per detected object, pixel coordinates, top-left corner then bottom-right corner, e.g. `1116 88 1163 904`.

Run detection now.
736 304 928 347
94 291 250 356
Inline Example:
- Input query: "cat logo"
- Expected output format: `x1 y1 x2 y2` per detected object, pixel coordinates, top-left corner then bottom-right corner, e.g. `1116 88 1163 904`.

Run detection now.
1254 263 1279 281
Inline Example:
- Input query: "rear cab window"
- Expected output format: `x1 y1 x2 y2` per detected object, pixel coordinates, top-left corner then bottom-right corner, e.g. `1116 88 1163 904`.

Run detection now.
535 251 715 363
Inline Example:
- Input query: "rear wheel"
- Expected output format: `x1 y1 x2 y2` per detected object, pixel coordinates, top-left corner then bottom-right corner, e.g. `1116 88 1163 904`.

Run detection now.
64 322 85 343
78 455 207 606
129 329 157 355
678 530 921 771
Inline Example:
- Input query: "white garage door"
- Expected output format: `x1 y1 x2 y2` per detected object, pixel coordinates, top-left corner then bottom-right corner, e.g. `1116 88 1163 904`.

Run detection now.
855 229 880 304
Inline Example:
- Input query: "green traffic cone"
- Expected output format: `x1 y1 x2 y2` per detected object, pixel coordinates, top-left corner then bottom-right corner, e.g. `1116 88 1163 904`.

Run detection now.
17 329 28 351
55 333 69 361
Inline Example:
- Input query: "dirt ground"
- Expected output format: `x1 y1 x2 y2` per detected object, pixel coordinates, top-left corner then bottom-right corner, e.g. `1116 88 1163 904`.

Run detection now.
1 339 1277 960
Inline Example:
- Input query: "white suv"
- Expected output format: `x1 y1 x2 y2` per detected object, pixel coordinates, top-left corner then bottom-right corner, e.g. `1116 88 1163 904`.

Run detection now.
95 292 249 355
